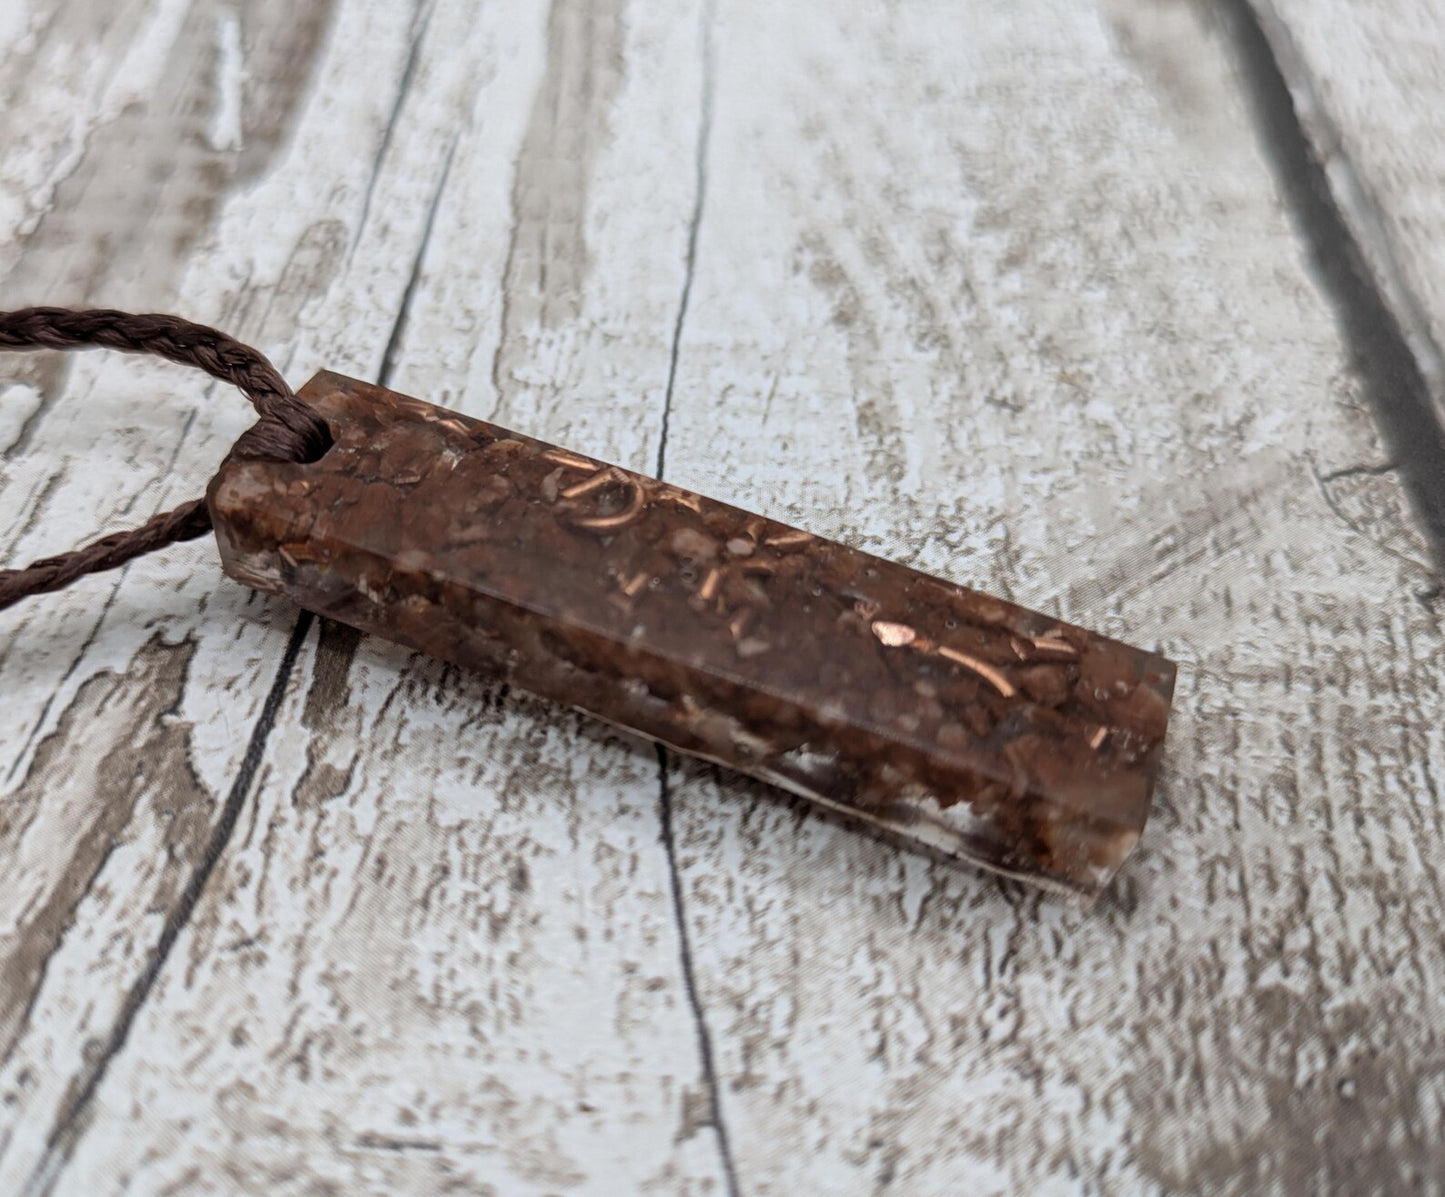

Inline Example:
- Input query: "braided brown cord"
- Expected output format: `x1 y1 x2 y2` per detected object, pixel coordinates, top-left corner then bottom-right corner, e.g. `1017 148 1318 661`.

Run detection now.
0 308 331 612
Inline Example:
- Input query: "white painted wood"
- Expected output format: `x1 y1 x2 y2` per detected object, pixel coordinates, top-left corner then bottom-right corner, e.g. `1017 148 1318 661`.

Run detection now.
7 0 728 1193
0 2 432 1187
0 0 1440 1193
1250 0 1445 420
651 1 1445 1190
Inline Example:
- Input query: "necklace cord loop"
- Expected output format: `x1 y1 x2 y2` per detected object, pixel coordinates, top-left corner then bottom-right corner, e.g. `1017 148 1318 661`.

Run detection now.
0 308 330 613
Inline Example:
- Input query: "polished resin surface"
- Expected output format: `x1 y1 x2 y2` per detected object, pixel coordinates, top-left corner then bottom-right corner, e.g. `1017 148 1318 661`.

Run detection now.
209 373 1176 896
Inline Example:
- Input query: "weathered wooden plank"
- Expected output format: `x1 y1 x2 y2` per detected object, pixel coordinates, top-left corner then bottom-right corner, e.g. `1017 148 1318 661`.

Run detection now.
0 0 544 1189
28 0 730 1193
0 0 1440 1194
653 0 1445 1192
1248 0 1445 429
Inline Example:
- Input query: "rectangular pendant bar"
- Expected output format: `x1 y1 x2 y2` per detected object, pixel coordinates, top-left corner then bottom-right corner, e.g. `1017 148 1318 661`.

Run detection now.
208 373 1176 897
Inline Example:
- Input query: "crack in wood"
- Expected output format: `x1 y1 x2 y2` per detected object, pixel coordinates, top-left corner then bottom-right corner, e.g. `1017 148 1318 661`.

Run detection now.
651 6 739 1193
349 0 439 265
378 135 458 391
656 0 716 483
657 748 739 1197
1318 460 1398 482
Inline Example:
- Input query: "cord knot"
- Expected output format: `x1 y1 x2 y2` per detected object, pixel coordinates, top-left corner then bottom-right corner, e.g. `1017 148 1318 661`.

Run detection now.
0 308 331 612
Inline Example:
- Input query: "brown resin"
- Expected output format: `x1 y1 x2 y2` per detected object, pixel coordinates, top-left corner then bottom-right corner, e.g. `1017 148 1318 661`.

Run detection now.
208 373 1176 897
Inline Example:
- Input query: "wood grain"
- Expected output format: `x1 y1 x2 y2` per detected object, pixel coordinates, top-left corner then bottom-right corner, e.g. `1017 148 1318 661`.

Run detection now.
0 0 1441 1193
659 1 1445 1192
12 0 730 1192
0 0 534 1189
1247 0 1445 426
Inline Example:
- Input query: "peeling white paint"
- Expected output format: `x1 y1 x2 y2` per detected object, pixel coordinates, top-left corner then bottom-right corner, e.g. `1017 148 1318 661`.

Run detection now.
207 10 247 154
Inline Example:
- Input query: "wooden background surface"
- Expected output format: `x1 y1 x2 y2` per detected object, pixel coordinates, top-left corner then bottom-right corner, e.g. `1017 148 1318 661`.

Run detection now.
1 1 1443 1193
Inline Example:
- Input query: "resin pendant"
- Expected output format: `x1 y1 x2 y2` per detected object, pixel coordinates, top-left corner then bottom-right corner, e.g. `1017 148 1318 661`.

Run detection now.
208 373 1176 897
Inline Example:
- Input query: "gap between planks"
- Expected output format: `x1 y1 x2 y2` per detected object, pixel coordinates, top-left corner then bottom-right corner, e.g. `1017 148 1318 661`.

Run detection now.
1222 0 1445 575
